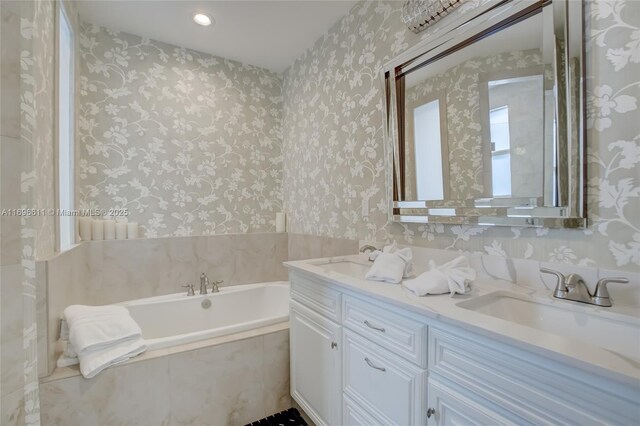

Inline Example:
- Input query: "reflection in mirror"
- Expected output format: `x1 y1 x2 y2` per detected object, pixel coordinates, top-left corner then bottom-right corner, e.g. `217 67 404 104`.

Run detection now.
386 0 585 227
402 11 552 203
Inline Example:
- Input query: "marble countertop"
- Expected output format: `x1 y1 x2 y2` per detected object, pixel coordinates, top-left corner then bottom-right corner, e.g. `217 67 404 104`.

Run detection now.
284 254 640 387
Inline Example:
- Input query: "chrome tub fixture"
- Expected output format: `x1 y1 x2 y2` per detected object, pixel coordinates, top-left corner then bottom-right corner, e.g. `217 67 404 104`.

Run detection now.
401 0 466 33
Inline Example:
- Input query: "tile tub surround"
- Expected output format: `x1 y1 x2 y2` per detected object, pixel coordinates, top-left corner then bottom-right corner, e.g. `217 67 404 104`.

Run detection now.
282 0 640 272
40 327 291 426
288 233 359 261
44 232 288 375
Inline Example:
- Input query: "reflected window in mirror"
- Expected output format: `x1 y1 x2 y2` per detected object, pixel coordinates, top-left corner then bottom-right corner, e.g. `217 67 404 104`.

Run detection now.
489 106 512 197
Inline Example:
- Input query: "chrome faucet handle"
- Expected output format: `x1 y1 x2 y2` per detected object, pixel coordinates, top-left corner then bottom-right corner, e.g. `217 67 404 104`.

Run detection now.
540 267 567 294
210 279 223 293
182 283 195 296
593 277 628 307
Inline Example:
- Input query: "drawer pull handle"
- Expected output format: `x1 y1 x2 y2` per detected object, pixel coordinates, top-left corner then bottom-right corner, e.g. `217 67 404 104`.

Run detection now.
331 341 337 349
427 408 435 418
364 320 385 332
364 357 386 372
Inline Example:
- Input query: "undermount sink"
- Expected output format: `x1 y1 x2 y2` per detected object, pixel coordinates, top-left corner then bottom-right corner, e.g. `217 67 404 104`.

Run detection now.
457 291 640 360
312 259 371 278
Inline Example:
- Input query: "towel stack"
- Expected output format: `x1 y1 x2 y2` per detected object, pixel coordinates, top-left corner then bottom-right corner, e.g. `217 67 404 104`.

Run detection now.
57 305 146 378
403 256 476 297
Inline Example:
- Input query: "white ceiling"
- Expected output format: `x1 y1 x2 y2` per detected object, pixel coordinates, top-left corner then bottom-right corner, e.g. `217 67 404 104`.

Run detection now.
76 0 358 73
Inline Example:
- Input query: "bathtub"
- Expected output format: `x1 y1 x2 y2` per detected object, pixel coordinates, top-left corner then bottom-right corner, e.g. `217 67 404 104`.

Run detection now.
120 281 290 351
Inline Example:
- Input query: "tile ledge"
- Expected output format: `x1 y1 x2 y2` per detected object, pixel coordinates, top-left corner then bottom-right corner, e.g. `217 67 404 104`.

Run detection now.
40 321 289 383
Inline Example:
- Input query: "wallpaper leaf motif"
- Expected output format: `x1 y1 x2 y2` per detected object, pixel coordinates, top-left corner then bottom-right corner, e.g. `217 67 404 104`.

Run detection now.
78 24 283 237
283 0 640 271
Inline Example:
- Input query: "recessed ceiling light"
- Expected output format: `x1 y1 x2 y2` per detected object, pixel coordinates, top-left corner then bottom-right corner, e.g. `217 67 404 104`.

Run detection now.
193 12 213 26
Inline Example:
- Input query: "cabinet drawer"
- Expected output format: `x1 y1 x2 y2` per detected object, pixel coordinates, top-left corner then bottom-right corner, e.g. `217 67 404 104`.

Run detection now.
343 294 428 367
430 326 639 425
291 272 341 322
343 330 427 426
343 394 387 426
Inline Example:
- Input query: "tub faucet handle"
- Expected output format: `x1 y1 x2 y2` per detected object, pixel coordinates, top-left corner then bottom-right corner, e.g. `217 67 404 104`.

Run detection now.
182 283 195 296
210 279 223 293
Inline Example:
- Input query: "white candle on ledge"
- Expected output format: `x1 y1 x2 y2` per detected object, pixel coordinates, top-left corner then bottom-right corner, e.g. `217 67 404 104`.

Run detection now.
104 219 116 240
79 217 92 241
92 219 104 241
115 222 127 240
275 212 286 233
127 222 139 239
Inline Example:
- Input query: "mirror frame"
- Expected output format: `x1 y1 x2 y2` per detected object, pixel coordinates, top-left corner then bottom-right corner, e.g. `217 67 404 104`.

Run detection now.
382 0 586 228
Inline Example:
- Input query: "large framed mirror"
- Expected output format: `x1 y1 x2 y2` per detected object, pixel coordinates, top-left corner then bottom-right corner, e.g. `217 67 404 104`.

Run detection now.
383 0 586 228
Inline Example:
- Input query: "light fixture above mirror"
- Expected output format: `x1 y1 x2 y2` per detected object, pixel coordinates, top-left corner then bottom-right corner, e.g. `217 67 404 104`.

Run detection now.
402 0 467 33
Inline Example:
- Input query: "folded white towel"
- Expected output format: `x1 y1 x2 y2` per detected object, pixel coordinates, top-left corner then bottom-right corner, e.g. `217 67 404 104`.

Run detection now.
402 256 476 297
61 305 147 378
77 337 146 378
368 242 414 278
366 244 413 284
64 305 141 353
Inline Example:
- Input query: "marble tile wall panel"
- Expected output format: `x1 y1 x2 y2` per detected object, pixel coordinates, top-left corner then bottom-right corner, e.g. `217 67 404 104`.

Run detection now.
39 330 290 426
0 387 25 426
288 233 358 261
0 264 24 396
1 5 22 266
89 232 288 305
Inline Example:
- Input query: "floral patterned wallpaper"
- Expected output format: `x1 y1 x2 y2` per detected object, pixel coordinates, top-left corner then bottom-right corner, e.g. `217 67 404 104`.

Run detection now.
78 25 283 237
283 0 640 271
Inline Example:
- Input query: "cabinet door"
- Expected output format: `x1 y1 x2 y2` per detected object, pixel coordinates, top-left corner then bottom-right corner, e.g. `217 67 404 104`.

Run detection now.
290 300 342 426
427 378 516 426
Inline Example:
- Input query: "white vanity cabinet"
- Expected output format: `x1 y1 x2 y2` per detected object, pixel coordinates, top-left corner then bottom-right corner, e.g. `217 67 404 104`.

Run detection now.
289 270 640 426
290 274 343 426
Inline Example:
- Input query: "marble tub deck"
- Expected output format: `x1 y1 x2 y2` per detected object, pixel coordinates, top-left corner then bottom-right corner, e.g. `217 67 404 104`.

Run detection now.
40 322 291 426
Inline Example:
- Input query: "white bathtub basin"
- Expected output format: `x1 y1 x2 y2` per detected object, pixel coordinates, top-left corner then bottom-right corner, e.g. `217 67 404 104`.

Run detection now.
120 281 289 351
457 291 640 360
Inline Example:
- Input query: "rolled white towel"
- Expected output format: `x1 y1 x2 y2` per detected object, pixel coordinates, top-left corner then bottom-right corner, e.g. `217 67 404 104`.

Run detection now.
403 256 476 297
366 245 413 284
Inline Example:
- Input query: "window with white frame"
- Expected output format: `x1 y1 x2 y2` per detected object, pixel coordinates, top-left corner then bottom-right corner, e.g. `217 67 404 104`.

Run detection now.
58 5 75 250
489 106 512 197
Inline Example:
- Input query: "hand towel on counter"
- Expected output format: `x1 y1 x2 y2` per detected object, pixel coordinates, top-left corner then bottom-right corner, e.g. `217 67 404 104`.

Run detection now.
365 243 414 284
402 256 476 297
60 305 147 378
367 242 414 278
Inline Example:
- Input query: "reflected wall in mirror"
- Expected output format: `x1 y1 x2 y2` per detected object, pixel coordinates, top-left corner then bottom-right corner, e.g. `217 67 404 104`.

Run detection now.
385 0 585 228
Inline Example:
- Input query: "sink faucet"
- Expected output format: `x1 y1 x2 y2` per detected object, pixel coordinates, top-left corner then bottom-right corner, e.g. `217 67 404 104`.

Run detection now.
540 268 628 307
359 244 378 254
210 279 223 293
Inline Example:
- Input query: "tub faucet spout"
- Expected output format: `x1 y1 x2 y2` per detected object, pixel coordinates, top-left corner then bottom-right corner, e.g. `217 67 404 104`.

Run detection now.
200 273 209 295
